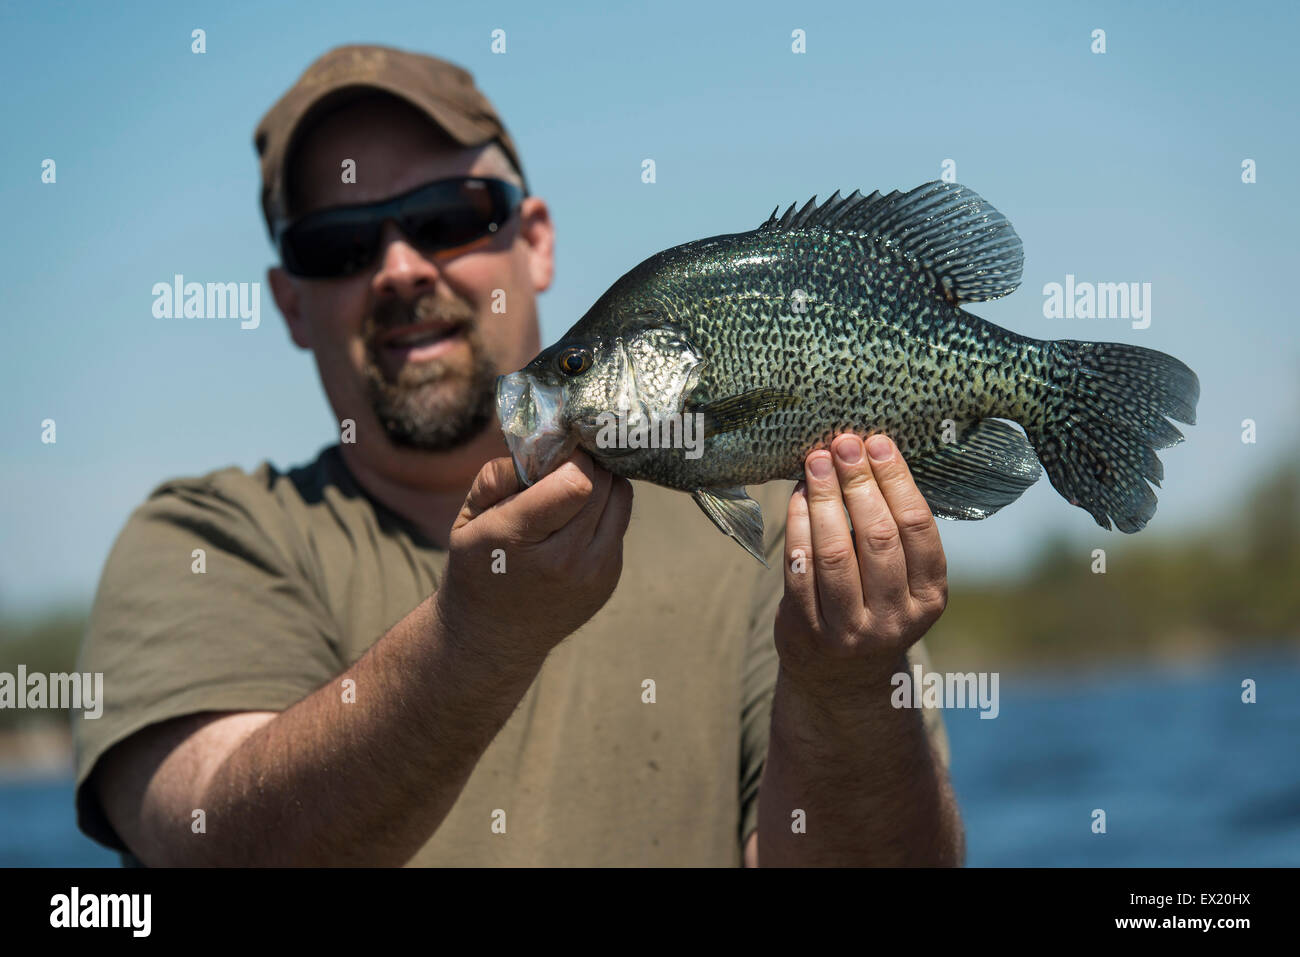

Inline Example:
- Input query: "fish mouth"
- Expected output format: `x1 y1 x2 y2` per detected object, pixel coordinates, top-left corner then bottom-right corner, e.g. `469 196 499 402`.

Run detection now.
496 372 578 486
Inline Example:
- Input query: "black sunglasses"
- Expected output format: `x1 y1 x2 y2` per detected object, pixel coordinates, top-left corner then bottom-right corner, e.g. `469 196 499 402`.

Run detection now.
275 176 527 278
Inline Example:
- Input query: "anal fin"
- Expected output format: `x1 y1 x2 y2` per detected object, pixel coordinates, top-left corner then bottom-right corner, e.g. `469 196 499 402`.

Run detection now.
692 487 769 566
909 419 1042 521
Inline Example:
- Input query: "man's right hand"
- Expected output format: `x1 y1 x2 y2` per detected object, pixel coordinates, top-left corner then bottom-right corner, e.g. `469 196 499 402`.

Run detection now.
435 451 634 658
94 451 633 866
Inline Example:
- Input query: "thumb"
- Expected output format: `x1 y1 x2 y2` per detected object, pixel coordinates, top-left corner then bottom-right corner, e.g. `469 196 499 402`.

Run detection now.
454 457 524 531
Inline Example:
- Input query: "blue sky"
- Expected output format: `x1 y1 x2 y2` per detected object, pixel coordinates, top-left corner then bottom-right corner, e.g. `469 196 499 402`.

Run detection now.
2 0 1297 614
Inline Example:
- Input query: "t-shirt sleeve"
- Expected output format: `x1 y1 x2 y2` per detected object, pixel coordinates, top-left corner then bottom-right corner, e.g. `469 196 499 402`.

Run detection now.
73 474 344 851
736 485 954 850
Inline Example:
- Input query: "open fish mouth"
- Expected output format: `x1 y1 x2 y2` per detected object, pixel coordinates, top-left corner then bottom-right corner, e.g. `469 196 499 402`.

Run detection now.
496 372 578 486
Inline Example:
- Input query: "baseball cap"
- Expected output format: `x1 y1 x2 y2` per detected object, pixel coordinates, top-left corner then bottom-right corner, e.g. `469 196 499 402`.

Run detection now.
254 44 527 237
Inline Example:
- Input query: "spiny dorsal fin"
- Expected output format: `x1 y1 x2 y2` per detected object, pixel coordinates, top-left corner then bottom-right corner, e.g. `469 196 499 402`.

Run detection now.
757 182 1024 304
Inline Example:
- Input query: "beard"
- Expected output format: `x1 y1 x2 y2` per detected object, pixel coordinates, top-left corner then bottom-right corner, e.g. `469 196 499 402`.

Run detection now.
360 292 499 453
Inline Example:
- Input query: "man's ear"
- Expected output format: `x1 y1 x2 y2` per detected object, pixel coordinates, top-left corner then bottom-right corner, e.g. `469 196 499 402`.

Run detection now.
268 265 311 349
517 197 555 294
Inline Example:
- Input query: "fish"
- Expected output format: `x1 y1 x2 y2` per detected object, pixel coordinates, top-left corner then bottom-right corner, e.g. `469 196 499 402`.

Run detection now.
496 181 1200 564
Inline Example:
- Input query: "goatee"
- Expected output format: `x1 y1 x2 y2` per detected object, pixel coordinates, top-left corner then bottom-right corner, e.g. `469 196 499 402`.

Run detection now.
361 293 499 452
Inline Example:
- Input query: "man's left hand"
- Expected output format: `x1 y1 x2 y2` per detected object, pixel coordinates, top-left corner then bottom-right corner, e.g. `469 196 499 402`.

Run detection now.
775 432 949 699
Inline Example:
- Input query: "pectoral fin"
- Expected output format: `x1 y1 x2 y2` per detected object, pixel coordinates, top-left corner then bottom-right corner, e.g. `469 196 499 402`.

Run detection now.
695 388 799 439
691 487 768 566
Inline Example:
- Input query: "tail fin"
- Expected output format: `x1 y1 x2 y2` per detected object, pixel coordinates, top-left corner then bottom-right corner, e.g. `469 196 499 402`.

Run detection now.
1025 339 1200 533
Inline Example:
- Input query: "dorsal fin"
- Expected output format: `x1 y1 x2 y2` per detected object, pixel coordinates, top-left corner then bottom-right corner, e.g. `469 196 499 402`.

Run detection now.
757 181 1024 303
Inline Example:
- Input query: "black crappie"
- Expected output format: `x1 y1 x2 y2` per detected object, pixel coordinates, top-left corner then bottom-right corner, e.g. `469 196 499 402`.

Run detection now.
496 182 1199 563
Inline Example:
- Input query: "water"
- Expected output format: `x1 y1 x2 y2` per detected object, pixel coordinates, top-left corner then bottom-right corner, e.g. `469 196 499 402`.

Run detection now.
0 651 1296 866
944 650 1300 866
0 775 120 866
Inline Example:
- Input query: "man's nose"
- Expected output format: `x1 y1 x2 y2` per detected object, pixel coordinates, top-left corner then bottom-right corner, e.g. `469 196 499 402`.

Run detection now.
372 220 439 299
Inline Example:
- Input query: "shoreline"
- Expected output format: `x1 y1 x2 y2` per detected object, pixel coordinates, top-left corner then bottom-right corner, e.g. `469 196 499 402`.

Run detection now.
0 723 75 781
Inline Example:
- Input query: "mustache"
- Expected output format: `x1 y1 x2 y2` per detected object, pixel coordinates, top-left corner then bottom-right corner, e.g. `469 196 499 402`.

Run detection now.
366 293 478 339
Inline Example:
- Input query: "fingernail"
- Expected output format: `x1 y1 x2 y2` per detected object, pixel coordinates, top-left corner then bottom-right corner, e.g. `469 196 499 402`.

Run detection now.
835 436 863 464
808 454 833 479
867 435 893 462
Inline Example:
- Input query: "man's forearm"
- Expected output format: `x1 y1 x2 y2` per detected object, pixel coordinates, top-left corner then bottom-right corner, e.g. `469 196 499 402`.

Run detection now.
755 659 964 867
181 594 544 866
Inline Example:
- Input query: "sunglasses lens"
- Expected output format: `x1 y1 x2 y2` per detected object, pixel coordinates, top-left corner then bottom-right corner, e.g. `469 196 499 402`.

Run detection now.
283 212 379 278
279 178 523 277
405 180 516 252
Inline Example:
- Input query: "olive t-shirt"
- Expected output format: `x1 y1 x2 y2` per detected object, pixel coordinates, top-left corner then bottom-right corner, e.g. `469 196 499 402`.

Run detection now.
73 445 949 866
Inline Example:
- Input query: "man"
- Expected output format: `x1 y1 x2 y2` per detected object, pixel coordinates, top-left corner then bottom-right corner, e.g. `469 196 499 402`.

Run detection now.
73 44 963 866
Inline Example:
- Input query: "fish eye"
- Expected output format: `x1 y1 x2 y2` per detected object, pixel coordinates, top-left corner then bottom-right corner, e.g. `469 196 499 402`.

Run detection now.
557 347 592 376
